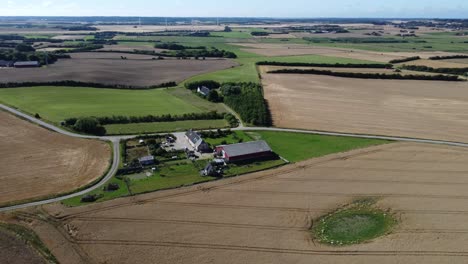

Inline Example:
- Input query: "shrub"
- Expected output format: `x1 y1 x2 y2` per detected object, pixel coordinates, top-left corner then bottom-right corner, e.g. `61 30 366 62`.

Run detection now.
73 117 106 136
185 80 221 90
256 61 391 68
389 56 420 64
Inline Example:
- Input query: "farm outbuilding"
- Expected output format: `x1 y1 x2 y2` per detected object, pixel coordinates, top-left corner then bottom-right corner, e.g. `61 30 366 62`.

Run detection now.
0 60 13 67
216 140 274 162
197 86 211 96
138 155 155 166
13 61 40 68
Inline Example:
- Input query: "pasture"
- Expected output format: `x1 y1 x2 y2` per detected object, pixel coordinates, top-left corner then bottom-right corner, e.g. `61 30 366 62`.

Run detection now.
0 86 224 124
0 111 110 206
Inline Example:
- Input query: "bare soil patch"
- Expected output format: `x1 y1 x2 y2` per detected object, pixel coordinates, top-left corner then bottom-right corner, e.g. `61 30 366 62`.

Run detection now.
0 111 110 206
261 67 468 143
0 52 238 86
23 142 468 263
0 228 45 264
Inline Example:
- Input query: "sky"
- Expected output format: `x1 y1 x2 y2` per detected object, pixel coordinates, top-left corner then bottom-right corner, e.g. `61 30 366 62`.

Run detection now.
2 0 468 18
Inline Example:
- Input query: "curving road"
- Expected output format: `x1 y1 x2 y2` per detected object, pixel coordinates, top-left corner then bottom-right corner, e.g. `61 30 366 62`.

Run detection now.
2 103 468 212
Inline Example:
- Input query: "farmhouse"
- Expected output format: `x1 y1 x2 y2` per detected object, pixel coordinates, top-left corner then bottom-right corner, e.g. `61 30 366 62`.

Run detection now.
138 155 155 166
13 61 40 68
197 86 211 96
185 130 211 153
0 60 13 67
216 140 274 162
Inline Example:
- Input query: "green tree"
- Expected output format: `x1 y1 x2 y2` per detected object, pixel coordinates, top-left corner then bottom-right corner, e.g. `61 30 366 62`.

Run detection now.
74 117 106 136
15 44 35 52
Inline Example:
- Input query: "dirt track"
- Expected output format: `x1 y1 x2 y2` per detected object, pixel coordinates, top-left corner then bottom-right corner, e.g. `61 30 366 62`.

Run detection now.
0 52 238 86
22 143 468 263
261 68 468 143
0 111 110 206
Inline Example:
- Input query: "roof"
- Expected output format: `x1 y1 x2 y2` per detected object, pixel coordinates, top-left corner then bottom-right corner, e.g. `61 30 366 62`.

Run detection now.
0 60 13 66
198 86 211 95
138 156 155 162
14 61 40 66
219 140 272 157
185 130 202 144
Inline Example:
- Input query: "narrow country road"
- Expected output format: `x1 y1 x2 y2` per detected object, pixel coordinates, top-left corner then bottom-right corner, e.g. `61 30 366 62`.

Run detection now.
2 103 468 212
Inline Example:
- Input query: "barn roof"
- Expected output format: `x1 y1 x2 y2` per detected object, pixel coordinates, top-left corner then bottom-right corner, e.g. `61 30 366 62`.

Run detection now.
219 140 272 157
138 155 155 162
185 130 202 145
14 61 40 66
198 86 211 96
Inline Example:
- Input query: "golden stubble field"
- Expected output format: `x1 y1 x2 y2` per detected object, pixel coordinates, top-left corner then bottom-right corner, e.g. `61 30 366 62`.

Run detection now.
260 67 468 143
16 142 468 264
0 111 110 206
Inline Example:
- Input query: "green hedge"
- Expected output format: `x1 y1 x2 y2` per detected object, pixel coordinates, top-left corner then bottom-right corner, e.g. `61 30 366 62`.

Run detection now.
257 61 391 68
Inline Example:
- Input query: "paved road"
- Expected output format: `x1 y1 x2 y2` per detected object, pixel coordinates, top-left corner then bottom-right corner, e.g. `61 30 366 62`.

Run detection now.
2 103 468 212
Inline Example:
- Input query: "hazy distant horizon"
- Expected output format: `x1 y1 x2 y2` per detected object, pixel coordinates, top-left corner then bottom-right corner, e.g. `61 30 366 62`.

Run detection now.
2 0 468 19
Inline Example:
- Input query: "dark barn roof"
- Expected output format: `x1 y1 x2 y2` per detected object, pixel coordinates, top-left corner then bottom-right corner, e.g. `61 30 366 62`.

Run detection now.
14 61 40 67
138 155 155 162
219 140 272 158
0 60 13 67
198 86 211 96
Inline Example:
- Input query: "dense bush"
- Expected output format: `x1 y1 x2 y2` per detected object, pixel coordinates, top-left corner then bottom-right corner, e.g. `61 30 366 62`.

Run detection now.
207 90 222 102
224 113 239 127
0 49 68 65
155 43 204 50
389 56 421 64
256 61 391 68
400 65 468 76
174 47 237 59
222 82 271 126
185 80 221 90
73 117 106 136
15 43 35 52
268 68 463 81
0 80 177 90
251 32 269 36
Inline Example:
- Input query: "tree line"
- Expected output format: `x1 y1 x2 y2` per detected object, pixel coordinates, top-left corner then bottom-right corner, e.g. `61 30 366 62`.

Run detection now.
184 80 221 90
0 80 177 90
389 56 421 64
155 43 205 50
256 61 391 68
400 65 468 76
268 68 463 81
429 55 468 60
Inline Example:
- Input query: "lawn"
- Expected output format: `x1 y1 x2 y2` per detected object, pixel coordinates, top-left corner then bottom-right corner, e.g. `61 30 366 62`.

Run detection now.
62 177 131 206
0 86 223 123
245 131 390 162
204 131 253 146
105 119 229 135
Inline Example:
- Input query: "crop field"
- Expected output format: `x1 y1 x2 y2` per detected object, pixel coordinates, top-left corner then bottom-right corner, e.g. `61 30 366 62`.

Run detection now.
0 111 110 206
261 68 468 143
28 142 468 263
398 59 468 68
0 86 224 123
0 52 238 86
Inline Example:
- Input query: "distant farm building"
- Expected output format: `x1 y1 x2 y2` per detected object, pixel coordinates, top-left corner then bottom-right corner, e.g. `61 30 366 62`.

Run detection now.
197 86 211 96
185 130 211 153
216 140 274 162
138 155 155 166
0 60 13 67
14 61 40 68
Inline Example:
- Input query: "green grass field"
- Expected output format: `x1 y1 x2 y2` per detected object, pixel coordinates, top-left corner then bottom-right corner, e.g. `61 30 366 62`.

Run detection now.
105 119 229 135
313 206 396 245
246 131 390 162
0 86 224 123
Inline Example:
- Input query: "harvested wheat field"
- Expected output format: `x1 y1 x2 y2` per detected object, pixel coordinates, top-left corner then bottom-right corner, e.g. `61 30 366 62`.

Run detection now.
0 52 238 87
261 69 468 143
234 43 461 63
0 111 110 206
399 59 468 68
20 142 468 263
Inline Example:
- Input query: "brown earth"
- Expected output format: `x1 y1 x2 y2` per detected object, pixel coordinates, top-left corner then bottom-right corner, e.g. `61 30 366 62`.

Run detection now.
0 111 110 206
234 43 462 63
260 68 468 143
0 52 238 86
0 228 45 264
17 142 468 263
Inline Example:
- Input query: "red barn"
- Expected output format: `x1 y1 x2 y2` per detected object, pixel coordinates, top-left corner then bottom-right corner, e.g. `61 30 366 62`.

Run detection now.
216 140 273 162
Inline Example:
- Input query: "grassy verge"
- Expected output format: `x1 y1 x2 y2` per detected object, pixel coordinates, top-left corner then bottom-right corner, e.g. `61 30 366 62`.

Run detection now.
312 199 396 246
0 223 58 263
105 119 229 135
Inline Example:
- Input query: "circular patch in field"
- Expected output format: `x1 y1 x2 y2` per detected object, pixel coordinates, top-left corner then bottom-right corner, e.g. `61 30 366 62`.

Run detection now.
313 208 395 246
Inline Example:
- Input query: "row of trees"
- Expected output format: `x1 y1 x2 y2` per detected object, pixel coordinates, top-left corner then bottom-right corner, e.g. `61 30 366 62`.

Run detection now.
155 43 204 50
64 111 226 126
256 61 391 68
0 80 177 89
268 68 463 81
185 80 221 90
173 47 237 59
0 48 70 65
400 65 468 76
389 56 421 64
429 55 468 60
